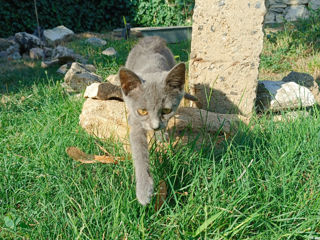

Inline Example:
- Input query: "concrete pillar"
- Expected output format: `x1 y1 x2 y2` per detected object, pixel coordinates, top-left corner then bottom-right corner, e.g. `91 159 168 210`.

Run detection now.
189 0 266 116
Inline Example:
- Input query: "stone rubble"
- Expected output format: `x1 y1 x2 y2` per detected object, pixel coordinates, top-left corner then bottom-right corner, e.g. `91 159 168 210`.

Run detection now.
14 32 44 53
265 0 319 24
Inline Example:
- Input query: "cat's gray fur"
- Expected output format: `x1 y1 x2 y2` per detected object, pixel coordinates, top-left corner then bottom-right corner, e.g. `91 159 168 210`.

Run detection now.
118 36 185 205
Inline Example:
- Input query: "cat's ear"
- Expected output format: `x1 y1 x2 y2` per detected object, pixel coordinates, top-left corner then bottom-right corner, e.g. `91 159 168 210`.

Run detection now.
119 68 141 95
165 63 185 91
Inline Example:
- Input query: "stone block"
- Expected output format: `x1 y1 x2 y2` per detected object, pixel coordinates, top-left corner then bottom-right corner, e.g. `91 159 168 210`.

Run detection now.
44 25 74 46
79 99 249 149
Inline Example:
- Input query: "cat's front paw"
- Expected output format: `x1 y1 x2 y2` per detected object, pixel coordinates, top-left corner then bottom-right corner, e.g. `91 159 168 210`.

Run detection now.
136 174 154 205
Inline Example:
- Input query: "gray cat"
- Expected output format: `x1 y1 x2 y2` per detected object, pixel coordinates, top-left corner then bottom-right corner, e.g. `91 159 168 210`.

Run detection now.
118 37 185 205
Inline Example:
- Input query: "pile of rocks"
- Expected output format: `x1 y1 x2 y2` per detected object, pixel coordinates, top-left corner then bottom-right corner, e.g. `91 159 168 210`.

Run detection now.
0 25 75 61
265 0 320 24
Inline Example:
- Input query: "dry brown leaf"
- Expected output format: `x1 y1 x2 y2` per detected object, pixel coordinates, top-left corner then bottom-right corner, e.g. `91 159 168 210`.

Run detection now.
95 141 111 155
66 146 124 164
155 180 167 211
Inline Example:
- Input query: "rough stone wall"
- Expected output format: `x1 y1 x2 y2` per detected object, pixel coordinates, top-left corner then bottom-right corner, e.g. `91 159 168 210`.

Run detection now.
189 0 266 116
265 0 320 24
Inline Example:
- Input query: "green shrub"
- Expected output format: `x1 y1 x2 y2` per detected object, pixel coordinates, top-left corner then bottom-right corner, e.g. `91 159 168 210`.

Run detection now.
132 0 194 27
0 0 194 38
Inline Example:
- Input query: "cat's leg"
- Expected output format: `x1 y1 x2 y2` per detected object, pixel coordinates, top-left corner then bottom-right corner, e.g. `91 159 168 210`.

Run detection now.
130 126 154 205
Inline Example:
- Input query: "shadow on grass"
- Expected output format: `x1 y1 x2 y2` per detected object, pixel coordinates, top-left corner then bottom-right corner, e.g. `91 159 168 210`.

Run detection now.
0 59 62 94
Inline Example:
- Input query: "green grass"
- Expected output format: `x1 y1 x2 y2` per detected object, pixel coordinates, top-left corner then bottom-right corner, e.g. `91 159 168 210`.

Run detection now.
260 9 320 80
1 28 320 239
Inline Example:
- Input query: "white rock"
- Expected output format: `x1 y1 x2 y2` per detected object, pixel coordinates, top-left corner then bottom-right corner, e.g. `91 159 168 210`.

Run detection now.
102 47 117 56
43 25 74 46
282 71 320 104
85 37 106 46
64 62 102 92
309 0 320 10
29 47 44 60
257 80 315 111
285 5 309 21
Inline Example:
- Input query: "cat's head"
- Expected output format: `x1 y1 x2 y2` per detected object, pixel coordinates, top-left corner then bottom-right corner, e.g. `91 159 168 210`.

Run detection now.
119 63 185 131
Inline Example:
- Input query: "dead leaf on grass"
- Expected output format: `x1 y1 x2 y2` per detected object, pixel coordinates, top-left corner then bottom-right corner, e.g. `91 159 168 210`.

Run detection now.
155 180 167 211
66 146 124 164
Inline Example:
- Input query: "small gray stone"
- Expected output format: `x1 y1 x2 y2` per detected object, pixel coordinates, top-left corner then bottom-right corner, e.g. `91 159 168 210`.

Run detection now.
51 45 87 64
64 62 102 92
57 63 95 75
85 37 107 46
0 38 14 51
309 0 320 10
282 71 314 88
43 47 53 58
57 64 70 74
0 51 8 59
44 25 74 46
275 13 285 23
14 32 44 52
41 59 59 68
269 4 286 13
102 47 117 56
83 64 96 73
285 5 309 21
6 44 20 55
30 47 44 60
8 52 21 60
283 0 308 4
264 11 276 23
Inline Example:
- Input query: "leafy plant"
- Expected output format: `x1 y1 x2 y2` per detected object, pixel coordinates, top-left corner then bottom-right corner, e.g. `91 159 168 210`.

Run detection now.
0 0 195 38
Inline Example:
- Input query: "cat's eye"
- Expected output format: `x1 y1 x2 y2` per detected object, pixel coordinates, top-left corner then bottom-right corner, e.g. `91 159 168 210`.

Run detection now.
161 108 172 115
137 109 148 116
